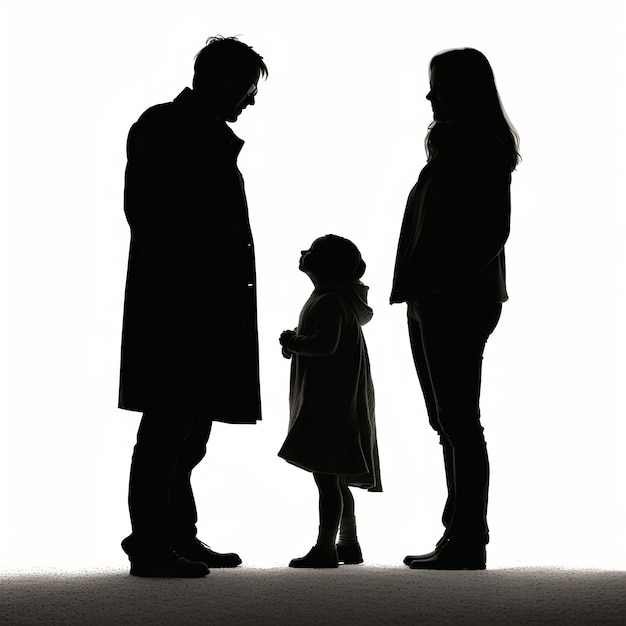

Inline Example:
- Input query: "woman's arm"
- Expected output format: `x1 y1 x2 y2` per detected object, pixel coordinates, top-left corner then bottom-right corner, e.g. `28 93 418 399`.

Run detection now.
441 162 511 280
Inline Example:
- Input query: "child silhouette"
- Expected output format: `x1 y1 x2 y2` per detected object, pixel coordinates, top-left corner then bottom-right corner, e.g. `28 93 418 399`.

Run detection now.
278 234 381 568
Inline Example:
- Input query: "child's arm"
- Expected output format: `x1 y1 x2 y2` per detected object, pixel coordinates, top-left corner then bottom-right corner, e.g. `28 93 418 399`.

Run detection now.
279 329 296 359
279 297 342 357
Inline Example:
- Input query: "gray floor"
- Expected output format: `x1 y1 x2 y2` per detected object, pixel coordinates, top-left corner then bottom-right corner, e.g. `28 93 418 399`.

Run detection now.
1 566 625 625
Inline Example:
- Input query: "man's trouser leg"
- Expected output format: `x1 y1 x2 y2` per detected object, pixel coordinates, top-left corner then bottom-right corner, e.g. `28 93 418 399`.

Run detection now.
126 409 194 555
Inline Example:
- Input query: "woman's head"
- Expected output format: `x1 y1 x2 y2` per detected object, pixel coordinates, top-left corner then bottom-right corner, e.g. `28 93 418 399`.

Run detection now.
427 48 498 124
425 48 520 171
300 235 366 284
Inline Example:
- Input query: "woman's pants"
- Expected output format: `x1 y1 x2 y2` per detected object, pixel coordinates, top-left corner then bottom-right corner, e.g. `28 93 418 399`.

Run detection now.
408 296 502 545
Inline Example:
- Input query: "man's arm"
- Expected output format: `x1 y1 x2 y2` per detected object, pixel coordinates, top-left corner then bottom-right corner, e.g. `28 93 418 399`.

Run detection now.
123 115 173 262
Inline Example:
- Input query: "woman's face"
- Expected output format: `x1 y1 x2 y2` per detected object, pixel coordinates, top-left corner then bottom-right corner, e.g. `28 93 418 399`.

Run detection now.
427 67 449 122
426 66 465 123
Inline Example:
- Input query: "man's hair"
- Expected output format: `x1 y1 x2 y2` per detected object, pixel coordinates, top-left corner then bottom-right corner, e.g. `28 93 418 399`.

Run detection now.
193 35 268 90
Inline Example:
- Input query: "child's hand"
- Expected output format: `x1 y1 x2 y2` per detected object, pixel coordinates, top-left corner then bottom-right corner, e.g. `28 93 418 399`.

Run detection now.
279 329 296 347
279 329 296 358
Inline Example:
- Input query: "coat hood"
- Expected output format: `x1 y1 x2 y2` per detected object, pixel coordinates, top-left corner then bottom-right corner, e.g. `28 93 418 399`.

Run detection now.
316 281 373 326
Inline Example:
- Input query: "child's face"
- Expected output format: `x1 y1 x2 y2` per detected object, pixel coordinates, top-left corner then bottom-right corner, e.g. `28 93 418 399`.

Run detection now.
299 237 328 287
299 238 326 275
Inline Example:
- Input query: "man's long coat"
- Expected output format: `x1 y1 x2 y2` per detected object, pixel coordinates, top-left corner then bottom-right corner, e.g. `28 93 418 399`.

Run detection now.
119 88 261 423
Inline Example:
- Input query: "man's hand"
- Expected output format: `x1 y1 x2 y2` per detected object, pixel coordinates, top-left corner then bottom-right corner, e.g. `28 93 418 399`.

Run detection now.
279 329 297 359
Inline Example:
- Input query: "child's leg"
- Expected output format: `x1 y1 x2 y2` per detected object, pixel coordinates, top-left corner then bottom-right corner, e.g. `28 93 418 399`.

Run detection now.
338 477 358 546
288 472 342 567
313 472 343 548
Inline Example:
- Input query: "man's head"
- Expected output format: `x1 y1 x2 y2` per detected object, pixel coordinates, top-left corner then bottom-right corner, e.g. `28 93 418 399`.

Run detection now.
192 36 268 122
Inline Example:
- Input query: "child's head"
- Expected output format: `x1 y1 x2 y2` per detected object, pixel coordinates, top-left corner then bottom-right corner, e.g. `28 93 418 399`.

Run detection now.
299 234 366 284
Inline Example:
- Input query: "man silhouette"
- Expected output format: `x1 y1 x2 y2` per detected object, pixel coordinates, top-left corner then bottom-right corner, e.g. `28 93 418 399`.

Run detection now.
118 36 267 577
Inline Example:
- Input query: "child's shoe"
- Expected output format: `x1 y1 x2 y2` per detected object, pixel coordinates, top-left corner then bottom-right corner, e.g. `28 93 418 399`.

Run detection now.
337 542 363 564
289 545 339 568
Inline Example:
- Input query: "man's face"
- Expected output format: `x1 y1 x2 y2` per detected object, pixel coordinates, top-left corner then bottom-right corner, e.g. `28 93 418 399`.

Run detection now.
217 68 261 122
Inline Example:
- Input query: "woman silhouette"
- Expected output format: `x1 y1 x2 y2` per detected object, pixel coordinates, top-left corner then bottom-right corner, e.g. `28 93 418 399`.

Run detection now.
390 48 520 569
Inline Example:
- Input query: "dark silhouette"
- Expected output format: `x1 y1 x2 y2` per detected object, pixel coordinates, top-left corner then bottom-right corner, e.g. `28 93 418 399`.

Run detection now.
118 36 268 577
390 48 520 570
278 235 381 568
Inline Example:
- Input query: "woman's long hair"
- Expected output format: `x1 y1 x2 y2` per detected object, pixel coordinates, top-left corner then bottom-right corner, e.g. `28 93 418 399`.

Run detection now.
425 48 521 172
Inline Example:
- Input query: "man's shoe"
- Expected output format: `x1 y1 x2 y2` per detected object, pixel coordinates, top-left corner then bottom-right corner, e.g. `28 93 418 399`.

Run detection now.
289 545 339 568
174 538 242 568
337 542 363 564
122 536 210 577
127 550 209 578
129 554 210 577
403 534 450 566
409 539 486 570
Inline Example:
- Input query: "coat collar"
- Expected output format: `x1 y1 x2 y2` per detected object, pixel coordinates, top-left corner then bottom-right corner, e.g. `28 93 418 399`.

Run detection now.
173 88 245 154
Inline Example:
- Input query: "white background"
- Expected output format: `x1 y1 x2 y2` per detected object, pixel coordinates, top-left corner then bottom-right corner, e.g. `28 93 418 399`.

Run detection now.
0 0 624 571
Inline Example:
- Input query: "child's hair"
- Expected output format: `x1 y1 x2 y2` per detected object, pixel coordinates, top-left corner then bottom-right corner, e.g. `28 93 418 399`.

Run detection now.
313 234 366 281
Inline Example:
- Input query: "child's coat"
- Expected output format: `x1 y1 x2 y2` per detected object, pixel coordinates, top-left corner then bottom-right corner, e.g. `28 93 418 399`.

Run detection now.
278 282 381 491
